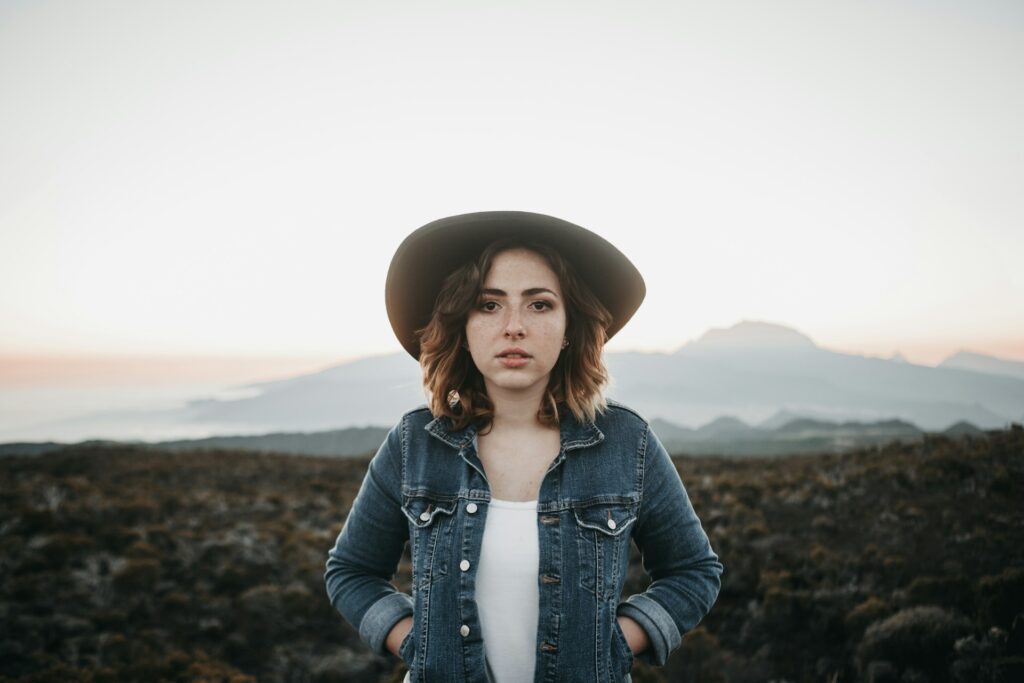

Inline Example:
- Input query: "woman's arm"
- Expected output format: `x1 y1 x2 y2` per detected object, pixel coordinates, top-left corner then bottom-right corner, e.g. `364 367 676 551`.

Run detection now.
616 424 724 666
324 421 413 657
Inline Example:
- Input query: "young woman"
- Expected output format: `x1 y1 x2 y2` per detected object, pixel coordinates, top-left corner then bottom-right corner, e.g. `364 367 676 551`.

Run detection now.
325 211 723 683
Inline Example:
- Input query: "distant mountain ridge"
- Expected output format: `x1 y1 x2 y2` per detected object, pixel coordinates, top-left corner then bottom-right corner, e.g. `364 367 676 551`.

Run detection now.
683 320 817 350
938 350 1024 381
651 414 928 456
0 415 1002 458
8 320 1024 445
604 320 1024 432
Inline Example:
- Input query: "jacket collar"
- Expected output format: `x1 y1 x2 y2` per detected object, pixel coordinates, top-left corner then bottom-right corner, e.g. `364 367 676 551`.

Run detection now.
425 408 605 453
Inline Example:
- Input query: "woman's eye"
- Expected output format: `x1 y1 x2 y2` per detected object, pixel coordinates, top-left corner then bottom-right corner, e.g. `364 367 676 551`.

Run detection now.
479 300 550 312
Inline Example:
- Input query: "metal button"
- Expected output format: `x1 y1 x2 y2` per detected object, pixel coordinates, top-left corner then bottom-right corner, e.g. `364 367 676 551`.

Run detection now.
419 511 431 522
459 559 470 571
466 503 478 514
460 624 470 637
607 518 617 530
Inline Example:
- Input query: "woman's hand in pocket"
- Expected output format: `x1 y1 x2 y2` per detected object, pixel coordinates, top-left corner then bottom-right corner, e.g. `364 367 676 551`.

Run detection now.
617 615 650 656
386 616 413 657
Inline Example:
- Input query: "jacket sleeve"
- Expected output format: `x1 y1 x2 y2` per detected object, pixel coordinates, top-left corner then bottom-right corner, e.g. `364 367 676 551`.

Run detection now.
324 419 413 656
616 424 724 666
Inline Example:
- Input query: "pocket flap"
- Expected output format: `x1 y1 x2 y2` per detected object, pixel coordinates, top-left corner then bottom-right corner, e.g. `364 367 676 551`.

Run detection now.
573 502 637 537
402 495 457 528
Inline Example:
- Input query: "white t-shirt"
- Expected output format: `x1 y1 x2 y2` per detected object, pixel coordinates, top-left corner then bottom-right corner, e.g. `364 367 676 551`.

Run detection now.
476 497 540 683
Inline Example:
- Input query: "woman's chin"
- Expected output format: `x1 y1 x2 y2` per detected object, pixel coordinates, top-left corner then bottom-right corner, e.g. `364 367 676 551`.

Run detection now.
483 373 552 395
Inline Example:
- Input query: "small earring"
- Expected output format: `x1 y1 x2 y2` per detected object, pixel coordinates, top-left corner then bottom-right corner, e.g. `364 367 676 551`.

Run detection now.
561 338 569 349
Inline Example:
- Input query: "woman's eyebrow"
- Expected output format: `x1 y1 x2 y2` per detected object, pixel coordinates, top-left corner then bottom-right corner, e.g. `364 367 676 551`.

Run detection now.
480 287 559 298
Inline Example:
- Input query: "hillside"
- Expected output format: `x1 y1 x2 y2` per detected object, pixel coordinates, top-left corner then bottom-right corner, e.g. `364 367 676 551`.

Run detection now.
1 416 943 458
0 427 1021 682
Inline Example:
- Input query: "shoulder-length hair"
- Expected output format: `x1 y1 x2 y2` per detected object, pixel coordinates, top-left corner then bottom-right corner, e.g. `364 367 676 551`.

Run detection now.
415 237 614 433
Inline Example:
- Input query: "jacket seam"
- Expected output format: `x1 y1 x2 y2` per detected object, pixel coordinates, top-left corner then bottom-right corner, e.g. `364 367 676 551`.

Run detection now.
400 412 409 490
637 425 650 522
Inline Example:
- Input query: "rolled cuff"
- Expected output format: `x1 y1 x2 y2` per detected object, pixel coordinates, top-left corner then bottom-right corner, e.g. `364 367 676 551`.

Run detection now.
617 594 681 667
358 592 414 656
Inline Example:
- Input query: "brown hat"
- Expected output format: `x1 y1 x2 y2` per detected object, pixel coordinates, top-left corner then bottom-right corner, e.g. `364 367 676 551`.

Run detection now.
385 211 646 360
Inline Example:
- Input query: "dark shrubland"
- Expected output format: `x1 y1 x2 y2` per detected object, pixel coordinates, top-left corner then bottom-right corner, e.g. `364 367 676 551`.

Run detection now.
0 426 1021 682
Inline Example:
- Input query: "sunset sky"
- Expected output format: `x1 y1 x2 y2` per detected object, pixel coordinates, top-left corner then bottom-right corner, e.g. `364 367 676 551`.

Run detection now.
2 0 1022 387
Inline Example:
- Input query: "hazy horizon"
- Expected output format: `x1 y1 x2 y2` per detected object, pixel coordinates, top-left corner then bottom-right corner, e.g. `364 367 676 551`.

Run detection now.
2 318 1023 444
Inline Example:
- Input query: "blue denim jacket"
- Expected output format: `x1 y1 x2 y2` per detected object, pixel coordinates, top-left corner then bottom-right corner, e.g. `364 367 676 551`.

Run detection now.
324 399 723 682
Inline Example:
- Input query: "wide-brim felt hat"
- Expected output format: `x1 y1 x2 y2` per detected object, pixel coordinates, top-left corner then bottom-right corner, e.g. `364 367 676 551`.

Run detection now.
386 210 646 360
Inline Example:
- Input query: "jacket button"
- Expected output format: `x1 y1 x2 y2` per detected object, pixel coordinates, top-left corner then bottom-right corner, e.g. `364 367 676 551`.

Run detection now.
466 503 478 514
460 559 470 571
419 511 431 522
460 624 470 637
607 518 617 530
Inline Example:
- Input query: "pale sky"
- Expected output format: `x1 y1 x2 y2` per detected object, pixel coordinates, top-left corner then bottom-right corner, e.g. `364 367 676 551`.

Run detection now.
2 0 1023 371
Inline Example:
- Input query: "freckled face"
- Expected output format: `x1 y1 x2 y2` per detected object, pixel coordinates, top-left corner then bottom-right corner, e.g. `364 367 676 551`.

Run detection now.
465 248 567 397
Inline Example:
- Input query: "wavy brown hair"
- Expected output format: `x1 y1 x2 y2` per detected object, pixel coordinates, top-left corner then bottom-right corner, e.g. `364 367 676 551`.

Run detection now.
415 238 614 433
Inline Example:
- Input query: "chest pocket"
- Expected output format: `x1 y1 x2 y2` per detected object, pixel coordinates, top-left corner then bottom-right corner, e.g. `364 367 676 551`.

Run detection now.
402 494 457 587
573 500 638 599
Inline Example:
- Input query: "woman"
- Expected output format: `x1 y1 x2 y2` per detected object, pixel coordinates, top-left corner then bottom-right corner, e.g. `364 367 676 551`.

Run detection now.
325 211 723 683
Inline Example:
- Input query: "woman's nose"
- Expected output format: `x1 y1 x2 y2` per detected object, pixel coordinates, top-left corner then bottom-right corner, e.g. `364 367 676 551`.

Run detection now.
504 308 525 338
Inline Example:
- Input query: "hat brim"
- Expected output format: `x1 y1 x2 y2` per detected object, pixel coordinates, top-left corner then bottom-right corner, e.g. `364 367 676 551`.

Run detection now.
386 211 646 360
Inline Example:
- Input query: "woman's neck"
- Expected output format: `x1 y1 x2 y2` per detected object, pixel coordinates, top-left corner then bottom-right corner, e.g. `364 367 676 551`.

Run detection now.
486 388 548 432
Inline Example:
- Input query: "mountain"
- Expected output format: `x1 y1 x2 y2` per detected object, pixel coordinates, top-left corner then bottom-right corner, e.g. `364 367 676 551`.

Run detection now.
684 320 817 350
771 417 919 438
180 351 425 431
938 350 1024 381
694 416 757 439
943 420 985 437
0 415 937 458
604 320 1024 432
649 417 695 442
149 412 975 460
757 409 808 430
650 415 925 456
152 425 389 457
135 320 1024 434
13 320 1023 443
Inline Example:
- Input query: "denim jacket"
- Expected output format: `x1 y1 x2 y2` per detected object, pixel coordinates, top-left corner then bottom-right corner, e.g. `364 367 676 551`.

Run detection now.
324 399 723 682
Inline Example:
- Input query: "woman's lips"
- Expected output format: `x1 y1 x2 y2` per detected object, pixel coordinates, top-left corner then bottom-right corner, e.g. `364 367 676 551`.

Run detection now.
498 355 530 368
